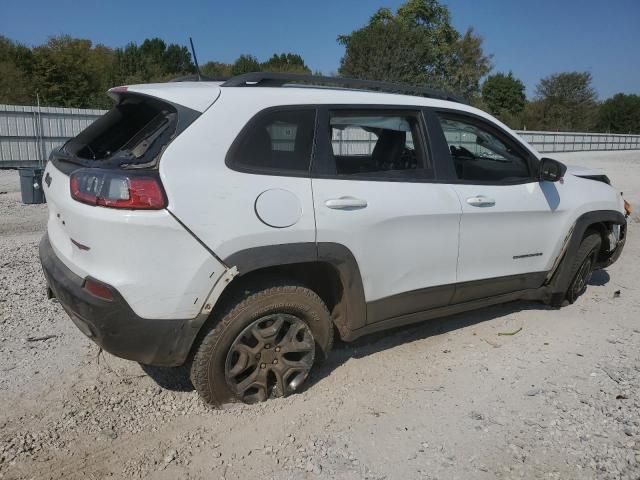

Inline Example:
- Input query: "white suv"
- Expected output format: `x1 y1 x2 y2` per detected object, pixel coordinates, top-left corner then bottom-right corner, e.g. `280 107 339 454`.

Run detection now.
39 73 629 405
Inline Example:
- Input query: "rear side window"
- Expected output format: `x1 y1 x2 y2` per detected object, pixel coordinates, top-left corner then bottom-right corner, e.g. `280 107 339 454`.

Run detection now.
227 109 316 174
63 94 181 168
325 110 431 180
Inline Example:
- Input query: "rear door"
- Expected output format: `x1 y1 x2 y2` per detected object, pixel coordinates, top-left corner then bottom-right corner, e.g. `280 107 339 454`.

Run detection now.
311 107 462 327
427 110 568 302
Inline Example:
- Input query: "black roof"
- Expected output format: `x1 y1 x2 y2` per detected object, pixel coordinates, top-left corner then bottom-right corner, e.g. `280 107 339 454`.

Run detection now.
221 72 466 104
171 72 466 104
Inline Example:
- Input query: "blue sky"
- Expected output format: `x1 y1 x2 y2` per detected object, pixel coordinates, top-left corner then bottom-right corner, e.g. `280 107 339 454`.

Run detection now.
2 0 639 99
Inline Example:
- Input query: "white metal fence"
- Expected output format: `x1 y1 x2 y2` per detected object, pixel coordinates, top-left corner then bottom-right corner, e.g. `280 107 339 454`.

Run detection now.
516 131 640 153
331 129 640 157
0 103 639 168
0 104 106 168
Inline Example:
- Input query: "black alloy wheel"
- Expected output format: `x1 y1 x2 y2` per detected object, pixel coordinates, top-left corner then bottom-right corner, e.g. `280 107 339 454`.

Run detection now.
224 313 315 403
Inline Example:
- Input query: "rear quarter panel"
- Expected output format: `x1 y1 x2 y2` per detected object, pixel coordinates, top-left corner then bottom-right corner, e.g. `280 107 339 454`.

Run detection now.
43 162 224 320
159 90 317 261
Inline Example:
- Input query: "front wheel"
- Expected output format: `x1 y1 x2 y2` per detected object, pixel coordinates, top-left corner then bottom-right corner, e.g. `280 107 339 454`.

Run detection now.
190 281 333 406
565 232 602 304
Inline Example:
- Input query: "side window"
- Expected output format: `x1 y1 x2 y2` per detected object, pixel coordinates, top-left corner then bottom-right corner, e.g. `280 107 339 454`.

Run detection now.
228 109 316 174
328 111 431 179
437 114 531 183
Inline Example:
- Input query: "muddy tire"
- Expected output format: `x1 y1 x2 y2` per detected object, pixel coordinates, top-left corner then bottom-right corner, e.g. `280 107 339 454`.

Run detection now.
565 232 602 304
190 280 333 406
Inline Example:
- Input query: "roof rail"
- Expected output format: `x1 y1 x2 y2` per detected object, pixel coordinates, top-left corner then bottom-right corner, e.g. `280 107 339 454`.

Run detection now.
221 72 466 104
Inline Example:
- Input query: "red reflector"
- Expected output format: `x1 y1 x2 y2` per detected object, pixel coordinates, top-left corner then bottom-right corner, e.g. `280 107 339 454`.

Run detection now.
84 278 114 301
109 86 128 93
70 169 166 210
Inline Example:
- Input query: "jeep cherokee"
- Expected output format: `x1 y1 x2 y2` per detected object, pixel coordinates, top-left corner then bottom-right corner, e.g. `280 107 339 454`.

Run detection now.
39 72 629 405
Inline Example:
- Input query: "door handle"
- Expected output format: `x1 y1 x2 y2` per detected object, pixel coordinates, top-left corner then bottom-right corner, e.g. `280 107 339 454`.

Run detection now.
325 196 368 210
466 195 496 207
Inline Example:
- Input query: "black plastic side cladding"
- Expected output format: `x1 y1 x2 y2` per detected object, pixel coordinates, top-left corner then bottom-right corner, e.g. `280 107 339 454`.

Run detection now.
546 210 626 304
224 243 317 273
317 243 367 334
223 242 367 334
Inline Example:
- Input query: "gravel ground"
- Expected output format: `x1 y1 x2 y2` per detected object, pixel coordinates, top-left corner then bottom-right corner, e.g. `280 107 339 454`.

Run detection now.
1 150 639 480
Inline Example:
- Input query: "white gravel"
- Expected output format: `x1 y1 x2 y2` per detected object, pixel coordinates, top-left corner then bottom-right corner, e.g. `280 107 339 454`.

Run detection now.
1 151 639 480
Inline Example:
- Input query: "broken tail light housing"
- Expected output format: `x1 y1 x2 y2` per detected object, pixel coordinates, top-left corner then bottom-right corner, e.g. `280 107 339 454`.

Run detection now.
70 169 166 210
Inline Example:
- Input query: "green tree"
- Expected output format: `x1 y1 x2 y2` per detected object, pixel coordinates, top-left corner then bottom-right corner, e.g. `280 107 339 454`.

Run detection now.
596 93 640 134
516 100 545 131
337 0 491 99
140 38 167 68
534 71 598 131
163 44 195 75
261 53 310 74
446 28 492 99
481 72 526 119
114 43 145 84
1 35 199 108
231 54 260 75
31 36 116 108
201 61 232 78
0 36 35 104
339 19 436 84
113 38 194 84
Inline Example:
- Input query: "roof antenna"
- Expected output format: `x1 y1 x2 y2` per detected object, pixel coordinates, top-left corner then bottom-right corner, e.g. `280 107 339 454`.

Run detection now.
189 37 202 81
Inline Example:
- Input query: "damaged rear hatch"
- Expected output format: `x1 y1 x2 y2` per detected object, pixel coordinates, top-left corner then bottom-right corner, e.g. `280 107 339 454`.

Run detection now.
51 83 220 172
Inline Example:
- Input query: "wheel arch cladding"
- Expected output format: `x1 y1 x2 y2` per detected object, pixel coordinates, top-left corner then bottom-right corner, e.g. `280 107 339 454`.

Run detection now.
547 210 626 304
218 242 367 338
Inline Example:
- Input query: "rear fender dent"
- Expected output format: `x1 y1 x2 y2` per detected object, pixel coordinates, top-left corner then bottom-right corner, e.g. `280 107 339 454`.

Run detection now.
199 266 239 315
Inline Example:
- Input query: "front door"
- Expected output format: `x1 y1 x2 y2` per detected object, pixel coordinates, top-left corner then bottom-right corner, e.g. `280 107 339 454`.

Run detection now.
430 112 568 302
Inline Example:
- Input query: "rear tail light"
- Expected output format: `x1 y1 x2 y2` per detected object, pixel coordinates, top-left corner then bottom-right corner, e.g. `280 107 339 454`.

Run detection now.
83 278 114 301
70 169 166 210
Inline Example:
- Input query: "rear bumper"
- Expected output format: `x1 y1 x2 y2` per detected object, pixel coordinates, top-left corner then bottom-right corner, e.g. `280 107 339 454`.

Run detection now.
39 234 202 366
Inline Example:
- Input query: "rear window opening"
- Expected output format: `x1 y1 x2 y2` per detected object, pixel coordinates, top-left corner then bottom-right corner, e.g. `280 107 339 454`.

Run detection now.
61 94 180 169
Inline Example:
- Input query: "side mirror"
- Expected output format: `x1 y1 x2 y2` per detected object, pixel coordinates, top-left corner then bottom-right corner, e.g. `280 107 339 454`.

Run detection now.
539 158 567 182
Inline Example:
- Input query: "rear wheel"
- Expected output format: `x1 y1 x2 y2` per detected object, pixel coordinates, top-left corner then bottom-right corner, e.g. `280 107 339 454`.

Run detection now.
190 281 333 406
565 232 602 304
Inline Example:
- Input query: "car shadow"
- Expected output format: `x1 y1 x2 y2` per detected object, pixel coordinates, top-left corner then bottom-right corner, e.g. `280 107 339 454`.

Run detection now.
540 181 560 211
303 300 553 391
141 299 555 395
140 362 194 392
589 268 610 286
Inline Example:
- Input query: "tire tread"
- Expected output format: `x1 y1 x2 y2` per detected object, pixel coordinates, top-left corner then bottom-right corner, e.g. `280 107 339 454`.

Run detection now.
190 280 333 406
564 232 602 304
